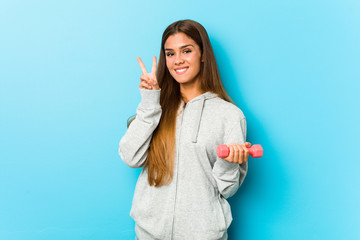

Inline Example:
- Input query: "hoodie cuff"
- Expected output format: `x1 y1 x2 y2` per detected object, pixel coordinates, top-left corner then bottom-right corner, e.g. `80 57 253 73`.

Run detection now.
139 89 161 109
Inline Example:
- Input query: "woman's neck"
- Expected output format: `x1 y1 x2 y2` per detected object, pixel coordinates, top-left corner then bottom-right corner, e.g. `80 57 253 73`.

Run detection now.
180 82 204 103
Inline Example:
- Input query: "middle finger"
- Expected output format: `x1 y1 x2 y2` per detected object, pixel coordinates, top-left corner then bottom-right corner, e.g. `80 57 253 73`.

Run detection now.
151 56 157 73
235 144 244 164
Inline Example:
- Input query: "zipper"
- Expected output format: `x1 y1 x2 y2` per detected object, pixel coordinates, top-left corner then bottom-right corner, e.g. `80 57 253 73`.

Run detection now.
170 103 187 239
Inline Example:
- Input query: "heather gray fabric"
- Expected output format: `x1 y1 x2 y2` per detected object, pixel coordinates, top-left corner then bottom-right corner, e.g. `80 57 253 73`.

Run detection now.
119 89 247 240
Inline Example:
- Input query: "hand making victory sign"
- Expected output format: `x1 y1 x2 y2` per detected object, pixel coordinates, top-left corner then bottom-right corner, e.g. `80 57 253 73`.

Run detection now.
137 56 160 90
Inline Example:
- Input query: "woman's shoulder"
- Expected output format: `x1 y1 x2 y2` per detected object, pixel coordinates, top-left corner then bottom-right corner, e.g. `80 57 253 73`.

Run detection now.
207 96 245 121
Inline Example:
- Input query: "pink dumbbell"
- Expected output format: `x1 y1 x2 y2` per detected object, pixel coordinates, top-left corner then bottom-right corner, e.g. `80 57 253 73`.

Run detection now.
217 144 263 158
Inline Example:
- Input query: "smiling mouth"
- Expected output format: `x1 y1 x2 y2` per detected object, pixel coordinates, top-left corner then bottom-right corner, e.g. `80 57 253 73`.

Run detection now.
175 67 189 74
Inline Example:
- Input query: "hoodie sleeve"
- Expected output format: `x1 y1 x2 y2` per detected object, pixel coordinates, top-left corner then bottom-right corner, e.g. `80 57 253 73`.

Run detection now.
118 89 162 168
212 117 248 199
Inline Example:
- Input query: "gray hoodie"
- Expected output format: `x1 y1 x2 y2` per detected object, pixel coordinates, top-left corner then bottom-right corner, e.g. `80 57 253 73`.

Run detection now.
119 89 247 240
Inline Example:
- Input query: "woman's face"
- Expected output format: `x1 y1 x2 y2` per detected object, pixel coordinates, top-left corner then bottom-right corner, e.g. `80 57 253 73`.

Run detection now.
164 32 202 86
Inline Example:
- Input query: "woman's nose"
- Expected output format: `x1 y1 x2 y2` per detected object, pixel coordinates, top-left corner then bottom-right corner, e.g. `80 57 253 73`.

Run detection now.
174 55 184 65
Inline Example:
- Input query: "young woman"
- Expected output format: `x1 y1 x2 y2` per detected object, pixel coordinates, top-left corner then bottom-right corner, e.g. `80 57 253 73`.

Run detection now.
119 19 251 240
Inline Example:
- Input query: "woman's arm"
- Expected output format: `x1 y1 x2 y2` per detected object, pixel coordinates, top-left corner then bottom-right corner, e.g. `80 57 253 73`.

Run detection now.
119 56 161 168
212 117 248 199
119 89 161 168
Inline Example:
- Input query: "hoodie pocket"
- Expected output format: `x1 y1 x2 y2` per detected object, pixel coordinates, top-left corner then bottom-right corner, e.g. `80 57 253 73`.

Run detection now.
174 195 227 239
130 172 173 239
215 195 228 232
198 195 227 238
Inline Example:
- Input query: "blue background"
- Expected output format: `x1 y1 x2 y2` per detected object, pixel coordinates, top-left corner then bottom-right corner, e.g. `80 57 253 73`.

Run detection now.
1 0 359 239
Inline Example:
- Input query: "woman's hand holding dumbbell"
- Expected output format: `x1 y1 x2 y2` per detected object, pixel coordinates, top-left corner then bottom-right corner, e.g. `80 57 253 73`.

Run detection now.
217 143 263 164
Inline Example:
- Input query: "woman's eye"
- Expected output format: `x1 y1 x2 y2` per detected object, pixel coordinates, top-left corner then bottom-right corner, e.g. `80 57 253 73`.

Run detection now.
166 52 174 57
184 49 192 54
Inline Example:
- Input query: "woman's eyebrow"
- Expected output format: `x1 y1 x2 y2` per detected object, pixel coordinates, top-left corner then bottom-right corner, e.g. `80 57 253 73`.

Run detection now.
165 44 194 51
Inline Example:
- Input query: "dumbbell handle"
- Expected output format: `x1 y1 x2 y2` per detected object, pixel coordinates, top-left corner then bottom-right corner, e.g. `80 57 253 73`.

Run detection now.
217 144 263 158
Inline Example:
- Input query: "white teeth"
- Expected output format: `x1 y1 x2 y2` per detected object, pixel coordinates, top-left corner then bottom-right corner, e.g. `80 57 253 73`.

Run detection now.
176 68 187 73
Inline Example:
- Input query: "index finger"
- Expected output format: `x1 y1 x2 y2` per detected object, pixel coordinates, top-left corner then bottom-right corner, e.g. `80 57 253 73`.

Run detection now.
151 56 157 73
137 57 147 74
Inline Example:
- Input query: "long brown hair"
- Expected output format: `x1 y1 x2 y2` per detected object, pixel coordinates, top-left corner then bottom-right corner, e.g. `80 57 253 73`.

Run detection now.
130 19 233 187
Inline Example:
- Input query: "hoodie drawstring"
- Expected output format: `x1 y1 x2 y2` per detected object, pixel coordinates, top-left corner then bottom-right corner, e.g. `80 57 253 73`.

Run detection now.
191 95 205 143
